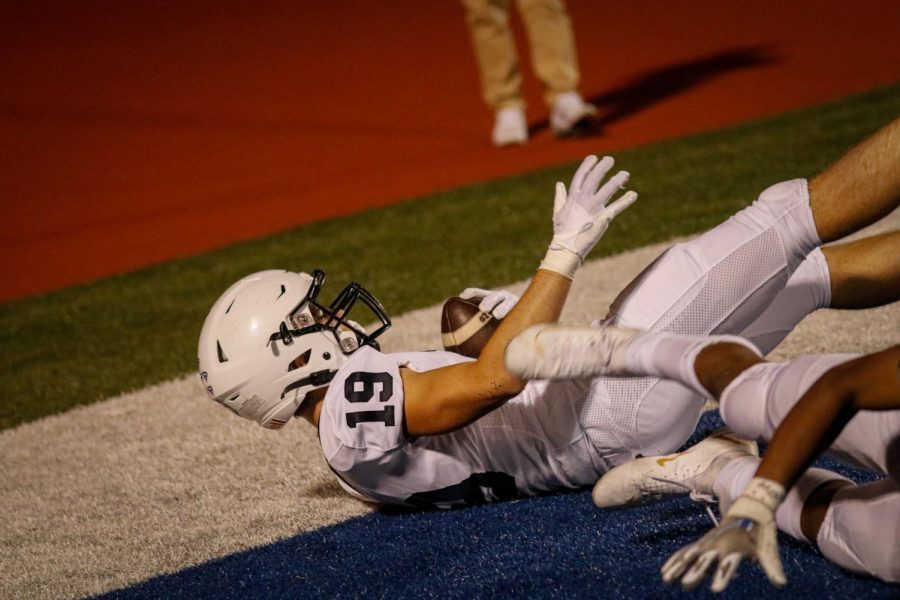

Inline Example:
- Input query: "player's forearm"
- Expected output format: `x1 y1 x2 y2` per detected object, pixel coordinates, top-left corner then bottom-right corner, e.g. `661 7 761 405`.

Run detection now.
755 346 900 488
475 268 571 394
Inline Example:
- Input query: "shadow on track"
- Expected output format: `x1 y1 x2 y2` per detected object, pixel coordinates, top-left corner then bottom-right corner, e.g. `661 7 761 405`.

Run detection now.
529 46 779 138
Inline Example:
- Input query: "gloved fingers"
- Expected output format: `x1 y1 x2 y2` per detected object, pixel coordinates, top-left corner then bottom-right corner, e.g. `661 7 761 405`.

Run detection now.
569 155 601 194
661 544 699 583
552 182 568 217
459 287 490 300
460 289 518 318
580 156 616 199
586 170 630 212
681 549 718 590
710 552 743 593
478 291 505 314
757 534 787 587
604 190 638 220
480 290 518 317
490 294 518 319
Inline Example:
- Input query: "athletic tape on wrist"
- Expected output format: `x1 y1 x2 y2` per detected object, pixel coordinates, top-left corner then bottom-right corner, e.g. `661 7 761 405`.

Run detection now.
539 248 580 279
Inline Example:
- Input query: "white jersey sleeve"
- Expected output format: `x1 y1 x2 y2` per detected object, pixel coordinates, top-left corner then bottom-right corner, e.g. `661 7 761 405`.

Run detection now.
320 347 407 460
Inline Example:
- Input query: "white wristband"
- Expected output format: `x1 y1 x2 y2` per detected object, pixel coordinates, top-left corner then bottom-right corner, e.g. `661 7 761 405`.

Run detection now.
743 477 786 510
539 247 581 279
727 477 786 523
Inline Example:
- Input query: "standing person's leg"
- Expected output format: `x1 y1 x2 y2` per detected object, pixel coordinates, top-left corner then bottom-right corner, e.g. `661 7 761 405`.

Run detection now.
515 0 598 137
515 0 578 102
461 0 528 145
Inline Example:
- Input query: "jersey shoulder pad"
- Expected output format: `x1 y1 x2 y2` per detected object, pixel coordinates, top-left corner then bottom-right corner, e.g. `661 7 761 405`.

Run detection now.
320 347 405 456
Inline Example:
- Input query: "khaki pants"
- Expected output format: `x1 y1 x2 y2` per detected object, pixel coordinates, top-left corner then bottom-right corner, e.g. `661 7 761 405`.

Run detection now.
461 0 580 110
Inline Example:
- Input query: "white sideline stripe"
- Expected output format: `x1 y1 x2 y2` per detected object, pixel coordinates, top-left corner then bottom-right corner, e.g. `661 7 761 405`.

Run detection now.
2 211 898 599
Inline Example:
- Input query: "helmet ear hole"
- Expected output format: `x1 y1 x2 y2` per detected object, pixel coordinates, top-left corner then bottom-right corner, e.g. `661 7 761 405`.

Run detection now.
289 349 312 372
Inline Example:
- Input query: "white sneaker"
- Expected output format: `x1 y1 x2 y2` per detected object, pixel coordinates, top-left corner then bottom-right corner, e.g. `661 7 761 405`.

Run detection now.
550 91 599 138
504 323 641 380
491 107 528 146
592 428 758 509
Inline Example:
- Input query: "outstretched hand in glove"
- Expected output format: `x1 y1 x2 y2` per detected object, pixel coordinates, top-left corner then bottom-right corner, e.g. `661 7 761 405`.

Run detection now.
539 155 637 279
661 477 787 593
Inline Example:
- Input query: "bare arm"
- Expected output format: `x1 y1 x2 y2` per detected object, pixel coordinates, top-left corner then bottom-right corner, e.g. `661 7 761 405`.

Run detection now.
403 269 570 434
755 344 900 489
402 156 637 436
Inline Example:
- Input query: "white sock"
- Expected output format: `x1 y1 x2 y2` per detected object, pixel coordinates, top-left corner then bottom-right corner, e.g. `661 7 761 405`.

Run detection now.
625 333 760 398
713 455 758 513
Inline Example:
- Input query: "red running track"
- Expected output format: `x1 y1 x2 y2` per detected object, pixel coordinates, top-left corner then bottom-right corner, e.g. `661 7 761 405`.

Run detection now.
1 0 899 300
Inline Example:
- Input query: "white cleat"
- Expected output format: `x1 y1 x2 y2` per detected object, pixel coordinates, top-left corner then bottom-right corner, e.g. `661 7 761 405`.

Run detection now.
492 107 528 146
592 428 758 509
504 323 642 380
550 91 600 138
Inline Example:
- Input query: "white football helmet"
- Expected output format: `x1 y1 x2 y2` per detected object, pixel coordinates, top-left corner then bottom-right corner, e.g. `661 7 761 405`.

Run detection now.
198 269 390 429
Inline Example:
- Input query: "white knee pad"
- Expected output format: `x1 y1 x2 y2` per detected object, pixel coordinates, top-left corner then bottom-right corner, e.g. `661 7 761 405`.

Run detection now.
719 354 856 441
743 178 821 273
738 248 832 356
776 468 851 544
718 362 782 440
818 479 900 583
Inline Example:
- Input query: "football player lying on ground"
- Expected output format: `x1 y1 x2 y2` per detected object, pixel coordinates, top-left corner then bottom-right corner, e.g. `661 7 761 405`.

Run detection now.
505 327 900 586
198 116 900 509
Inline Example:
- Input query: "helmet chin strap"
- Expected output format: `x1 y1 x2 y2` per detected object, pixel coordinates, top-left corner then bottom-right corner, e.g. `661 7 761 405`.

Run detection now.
294 386 327 417
280 369 336 399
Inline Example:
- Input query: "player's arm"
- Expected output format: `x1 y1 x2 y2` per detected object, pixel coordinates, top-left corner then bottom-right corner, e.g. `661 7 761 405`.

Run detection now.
403 156 637 436
754 343 900 490
403 269 570 434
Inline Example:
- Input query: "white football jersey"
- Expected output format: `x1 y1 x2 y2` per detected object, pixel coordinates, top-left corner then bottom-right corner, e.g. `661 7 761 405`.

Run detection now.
318 346 607 508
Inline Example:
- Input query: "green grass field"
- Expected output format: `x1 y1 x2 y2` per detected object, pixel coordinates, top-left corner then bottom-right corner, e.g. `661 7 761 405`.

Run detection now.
1 84 898 430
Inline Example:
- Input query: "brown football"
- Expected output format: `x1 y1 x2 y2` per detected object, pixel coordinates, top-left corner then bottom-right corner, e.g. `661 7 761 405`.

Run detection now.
441 295 501 358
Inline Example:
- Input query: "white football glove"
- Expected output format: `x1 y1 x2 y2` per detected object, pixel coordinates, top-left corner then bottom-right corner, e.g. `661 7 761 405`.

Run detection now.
661 477 787 593
459 287 520 319
539 155 638 279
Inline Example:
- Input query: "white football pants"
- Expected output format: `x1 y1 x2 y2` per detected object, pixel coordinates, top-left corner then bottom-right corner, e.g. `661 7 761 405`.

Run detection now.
579 179 826 465
717 354 900 582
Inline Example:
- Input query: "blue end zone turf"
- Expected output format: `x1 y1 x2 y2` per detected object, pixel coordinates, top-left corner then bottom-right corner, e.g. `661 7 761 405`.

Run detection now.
96 413 898 599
